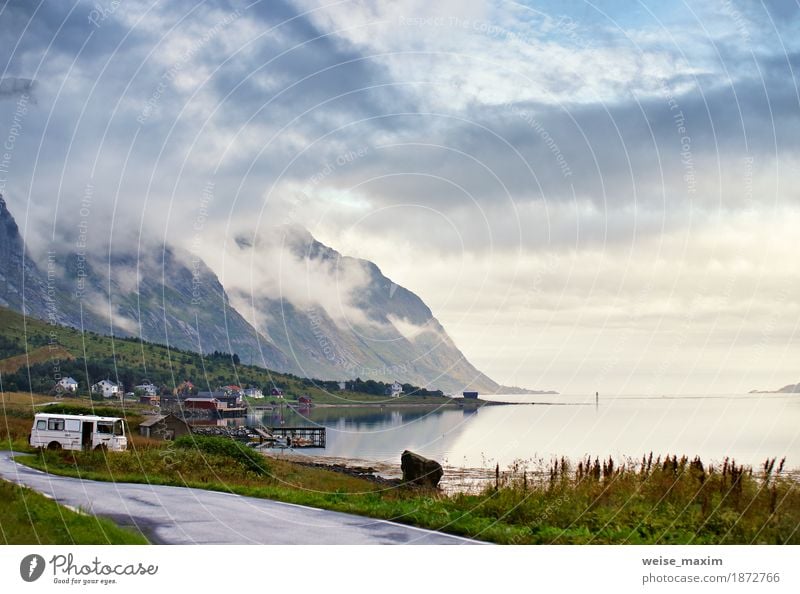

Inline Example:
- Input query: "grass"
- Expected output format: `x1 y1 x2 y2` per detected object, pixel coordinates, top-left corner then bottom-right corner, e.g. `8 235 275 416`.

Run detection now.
0 479 148 544
16 444 800 545
0 305 452 404
3 388 798 544
0 345 73 374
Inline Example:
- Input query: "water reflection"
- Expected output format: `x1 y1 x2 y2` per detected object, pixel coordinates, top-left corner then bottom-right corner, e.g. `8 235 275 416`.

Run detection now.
222 395 799 471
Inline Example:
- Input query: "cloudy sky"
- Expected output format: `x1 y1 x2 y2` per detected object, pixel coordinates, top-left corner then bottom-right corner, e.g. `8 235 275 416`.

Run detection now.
1 0 799 394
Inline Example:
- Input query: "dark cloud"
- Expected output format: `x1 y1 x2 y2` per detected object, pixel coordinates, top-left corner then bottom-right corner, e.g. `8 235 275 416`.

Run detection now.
300 54 800 212
1 0 798 258
0 77 36 99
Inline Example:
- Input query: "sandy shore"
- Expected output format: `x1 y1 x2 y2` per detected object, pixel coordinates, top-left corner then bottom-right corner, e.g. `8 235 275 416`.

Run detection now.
262 449 500 493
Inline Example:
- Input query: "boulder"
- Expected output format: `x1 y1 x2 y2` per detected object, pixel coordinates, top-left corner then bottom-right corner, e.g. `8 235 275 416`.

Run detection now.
401 450 443 488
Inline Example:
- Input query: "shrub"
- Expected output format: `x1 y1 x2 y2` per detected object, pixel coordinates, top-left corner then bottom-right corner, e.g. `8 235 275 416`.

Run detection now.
173 435 270 475
41 403 121 417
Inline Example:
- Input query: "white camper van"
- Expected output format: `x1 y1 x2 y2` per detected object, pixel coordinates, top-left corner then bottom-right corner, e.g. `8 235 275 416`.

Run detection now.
29 413 128 451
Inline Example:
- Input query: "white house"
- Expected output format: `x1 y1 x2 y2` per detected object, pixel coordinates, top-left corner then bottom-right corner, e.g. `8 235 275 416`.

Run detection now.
135 382 158 396
388 381 403 398
244 387 263 399
56 377 78 393
92 379 120 399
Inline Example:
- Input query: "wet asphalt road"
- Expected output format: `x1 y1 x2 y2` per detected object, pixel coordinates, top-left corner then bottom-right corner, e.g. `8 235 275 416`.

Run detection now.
0 451 480 545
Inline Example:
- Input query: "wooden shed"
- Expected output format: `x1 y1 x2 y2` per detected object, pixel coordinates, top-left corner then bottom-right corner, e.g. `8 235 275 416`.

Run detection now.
138 413 191 440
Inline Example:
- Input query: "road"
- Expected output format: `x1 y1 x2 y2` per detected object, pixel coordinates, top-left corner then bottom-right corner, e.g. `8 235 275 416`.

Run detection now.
0 451 480 545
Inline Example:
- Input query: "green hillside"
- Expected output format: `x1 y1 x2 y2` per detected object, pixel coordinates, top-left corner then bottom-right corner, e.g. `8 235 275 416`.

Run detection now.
0 306 446 405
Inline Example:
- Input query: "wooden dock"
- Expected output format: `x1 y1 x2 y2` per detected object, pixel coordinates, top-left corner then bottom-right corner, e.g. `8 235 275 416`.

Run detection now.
188 423 326 449
252 426 326 448
270 426 326 448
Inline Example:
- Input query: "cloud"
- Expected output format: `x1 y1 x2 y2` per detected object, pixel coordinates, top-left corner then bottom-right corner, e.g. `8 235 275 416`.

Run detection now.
1 0 799 392
0 77 36 100
387 313 443 342
192 224 375 329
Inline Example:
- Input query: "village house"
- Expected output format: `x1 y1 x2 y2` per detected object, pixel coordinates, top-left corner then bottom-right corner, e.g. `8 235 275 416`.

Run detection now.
387 381 403 398
243 387 264 399
139 393 160 406
198 390 242 408
135 381 158 396
91 379 120 399
138 413 191 440
55 377 78 393
183 397 221 411
270 387 284 398
298 395 312 406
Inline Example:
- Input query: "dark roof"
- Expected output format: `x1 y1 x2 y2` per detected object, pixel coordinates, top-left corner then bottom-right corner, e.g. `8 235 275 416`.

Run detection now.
138 415 167 427
140 413 191 427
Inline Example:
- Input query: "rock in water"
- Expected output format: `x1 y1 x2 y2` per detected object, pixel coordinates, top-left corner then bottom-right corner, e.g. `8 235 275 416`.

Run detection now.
401 450 443 488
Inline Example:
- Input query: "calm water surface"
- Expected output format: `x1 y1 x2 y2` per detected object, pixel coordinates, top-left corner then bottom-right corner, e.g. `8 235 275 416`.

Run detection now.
241 394 799 471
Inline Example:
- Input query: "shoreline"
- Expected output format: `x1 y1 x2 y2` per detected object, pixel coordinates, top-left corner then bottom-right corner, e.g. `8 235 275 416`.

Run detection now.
262 449 500 493
300 398 517 410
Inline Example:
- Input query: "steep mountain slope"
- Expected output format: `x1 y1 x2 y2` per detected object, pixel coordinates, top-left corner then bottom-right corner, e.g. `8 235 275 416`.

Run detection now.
2 197 533 393
57 247 294 371
0 196 291 371
229 227 507 394
0 194 50 319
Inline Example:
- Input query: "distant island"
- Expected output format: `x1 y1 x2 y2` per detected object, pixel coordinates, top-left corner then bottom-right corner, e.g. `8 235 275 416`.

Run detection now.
750 383 800 394
509 388 559 395
479 386 558 395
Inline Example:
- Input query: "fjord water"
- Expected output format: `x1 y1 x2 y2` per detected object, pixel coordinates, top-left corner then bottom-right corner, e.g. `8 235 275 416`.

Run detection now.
250 394 799 471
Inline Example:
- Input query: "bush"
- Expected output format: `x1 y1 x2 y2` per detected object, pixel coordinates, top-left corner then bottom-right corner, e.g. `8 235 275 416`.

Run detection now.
173 435 270 475
41 403 121 417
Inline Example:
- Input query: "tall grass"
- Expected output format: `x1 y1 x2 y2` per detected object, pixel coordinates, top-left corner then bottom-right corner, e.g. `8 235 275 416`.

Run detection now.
18 446 800 544
467 453 799 544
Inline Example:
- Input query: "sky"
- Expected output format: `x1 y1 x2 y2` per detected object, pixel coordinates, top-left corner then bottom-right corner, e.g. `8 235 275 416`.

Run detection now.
1 0 799 395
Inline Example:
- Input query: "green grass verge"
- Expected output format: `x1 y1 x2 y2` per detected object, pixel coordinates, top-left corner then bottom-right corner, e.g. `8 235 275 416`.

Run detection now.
16 447 800 545
0 479 148 545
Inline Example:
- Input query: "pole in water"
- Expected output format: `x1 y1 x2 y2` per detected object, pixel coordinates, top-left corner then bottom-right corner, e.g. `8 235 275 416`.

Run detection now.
595 391 599 408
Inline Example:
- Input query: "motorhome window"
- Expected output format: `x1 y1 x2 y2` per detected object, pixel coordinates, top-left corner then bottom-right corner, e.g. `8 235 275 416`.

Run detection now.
97 422 113 434
113 420 124 436
65 419 81 432
47 418 64 431
36 420 46 430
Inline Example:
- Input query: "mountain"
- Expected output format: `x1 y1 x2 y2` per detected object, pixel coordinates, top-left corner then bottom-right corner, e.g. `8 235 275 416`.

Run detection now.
750 383 800 394
1 196 541 393
0 194 291 371
227 226 519 394
57 246 294 371
0 194 50 319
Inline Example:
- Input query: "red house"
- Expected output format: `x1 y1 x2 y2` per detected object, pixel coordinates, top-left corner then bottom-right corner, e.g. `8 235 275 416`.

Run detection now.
184 397 220 411
298 396 312 406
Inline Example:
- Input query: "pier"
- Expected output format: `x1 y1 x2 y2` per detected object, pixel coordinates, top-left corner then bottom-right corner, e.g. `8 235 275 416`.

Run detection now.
265 426 326 448
191 424 326 448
